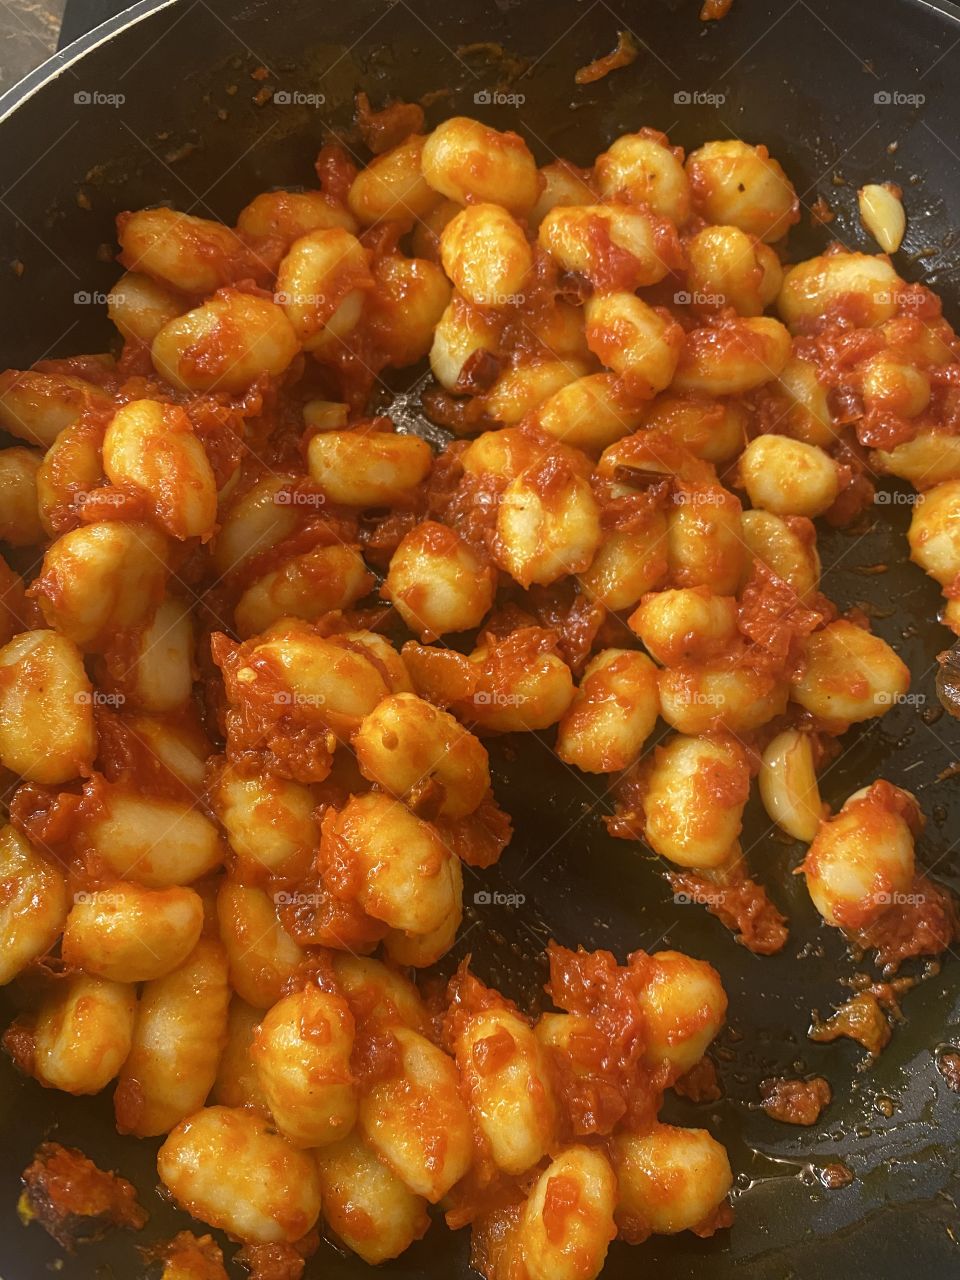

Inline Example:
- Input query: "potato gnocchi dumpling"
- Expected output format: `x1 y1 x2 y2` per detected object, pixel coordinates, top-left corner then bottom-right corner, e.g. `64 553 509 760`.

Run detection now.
157 1105 323 1243
253 985 357 1147
61 883 205 983
686 139 798 242
790 619 910 727
0 630 96 783
515 1146 618 1280
7 974 136 1095
556 649 659 773
642 734 750 868
802 782 919 930
0 825 69 985
115 938 230 1137
359 1025 473 1202
315 1132 430 1263
613 1124 733 1236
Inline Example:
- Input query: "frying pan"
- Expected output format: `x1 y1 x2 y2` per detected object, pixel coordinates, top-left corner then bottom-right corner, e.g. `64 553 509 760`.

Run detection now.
2 0 960 1275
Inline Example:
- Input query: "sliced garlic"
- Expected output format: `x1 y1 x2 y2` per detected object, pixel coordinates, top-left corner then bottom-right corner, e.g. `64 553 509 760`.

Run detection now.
759 729 823 842
858 182 906 254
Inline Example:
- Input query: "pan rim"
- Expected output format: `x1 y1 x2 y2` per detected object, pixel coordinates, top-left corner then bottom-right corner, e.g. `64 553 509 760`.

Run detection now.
4 0 960 127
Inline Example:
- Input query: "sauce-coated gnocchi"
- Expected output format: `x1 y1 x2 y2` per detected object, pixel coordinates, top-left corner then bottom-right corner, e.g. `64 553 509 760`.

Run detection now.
1 101 952 1280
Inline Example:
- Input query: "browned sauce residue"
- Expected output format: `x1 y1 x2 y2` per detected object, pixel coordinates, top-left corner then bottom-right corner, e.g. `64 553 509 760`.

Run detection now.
759 1075 832 1126
574 31 639 84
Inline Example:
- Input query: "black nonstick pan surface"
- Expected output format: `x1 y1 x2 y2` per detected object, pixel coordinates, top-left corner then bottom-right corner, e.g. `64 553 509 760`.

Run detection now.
3 0 960 1275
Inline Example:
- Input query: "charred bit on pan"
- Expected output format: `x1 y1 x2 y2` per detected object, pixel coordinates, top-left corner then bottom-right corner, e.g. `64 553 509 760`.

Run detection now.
19 1142 147 1250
